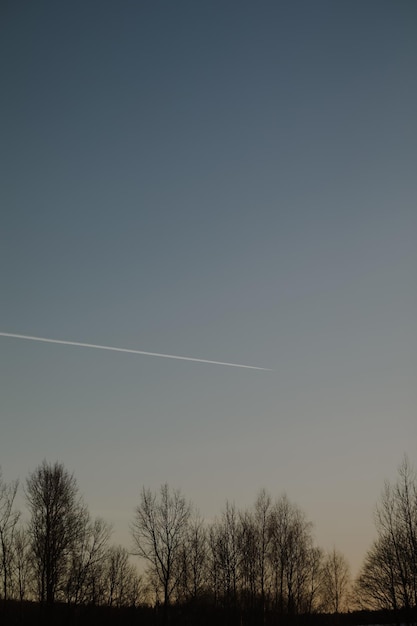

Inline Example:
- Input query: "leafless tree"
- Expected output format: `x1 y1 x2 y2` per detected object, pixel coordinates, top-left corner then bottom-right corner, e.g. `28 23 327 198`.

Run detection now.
208 502 241 609
237 490 274 613
11 526 32 602
303 546 324 614
356 456 417 610
268 494 316 615
65 515 112 605
103 545 142 607
239 508 259 609
321 548 351 613
355 534 399 610
0 469 20 603
25 460 87 606
177 512 208 603
394 457 417 607
131 484 191 612
253 489 273 612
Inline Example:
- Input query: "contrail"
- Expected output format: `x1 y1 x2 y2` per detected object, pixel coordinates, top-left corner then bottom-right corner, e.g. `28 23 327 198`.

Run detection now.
0 332 272 371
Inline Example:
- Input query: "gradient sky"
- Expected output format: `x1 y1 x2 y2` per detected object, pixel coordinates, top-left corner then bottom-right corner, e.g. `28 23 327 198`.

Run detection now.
1 1 416 576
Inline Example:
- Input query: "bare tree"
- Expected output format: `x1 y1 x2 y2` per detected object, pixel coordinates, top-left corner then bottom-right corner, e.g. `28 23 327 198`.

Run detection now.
103 545 142 608
25 460 86 606
356 456 417 610
177 512 207 603
0 469 20 604
65 515 112 605
237 490 274 613
268 494 316 615
321 548 351 613
11 526 32 602
208 502 241 609
303 546 324 614
239 508 259 609
394 457 417 607
131 484 191 612
253 489 273 613
355 535 399 610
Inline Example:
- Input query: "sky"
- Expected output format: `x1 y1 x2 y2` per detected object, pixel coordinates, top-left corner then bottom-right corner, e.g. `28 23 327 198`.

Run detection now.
1 1 416 576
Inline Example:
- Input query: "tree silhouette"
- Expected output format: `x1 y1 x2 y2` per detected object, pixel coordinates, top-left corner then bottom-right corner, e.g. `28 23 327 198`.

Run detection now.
0 469 20 605
321 548 351 613
356 456 417 610
131 484 191 614
26 460 86 606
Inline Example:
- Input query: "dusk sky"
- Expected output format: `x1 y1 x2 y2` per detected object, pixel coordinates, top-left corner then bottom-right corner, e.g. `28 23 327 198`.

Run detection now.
1 1 416 575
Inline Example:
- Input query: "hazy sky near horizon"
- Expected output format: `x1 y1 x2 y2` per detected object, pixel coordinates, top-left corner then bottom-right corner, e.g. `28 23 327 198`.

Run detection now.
1 1 416 575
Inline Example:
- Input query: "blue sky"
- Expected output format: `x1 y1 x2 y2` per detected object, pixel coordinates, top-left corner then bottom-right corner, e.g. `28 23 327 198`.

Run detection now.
1 1 416 574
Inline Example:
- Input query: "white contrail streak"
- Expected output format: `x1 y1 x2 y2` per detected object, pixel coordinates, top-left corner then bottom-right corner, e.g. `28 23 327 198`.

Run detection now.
0 332 272 371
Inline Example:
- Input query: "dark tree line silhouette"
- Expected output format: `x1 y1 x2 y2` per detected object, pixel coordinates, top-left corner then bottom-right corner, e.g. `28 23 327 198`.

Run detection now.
0 457 416 625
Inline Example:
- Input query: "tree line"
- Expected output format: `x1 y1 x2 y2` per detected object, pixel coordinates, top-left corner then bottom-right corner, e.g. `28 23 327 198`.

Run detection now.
0 457 416 625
